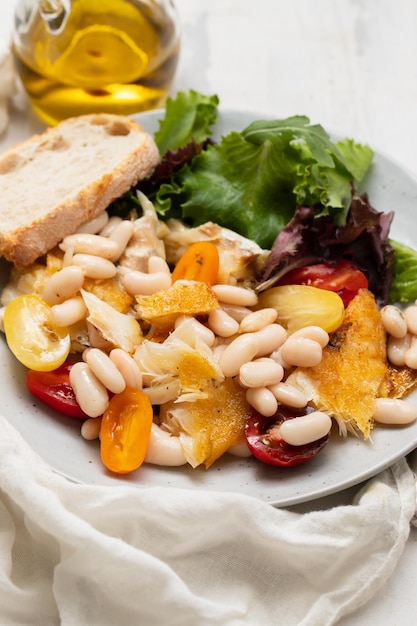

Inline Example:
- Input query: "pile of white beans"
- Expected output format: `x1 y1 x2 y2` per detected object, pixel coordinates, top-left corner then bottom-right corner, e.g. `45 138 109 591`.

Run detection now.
25 206 417 466
382 303 417 368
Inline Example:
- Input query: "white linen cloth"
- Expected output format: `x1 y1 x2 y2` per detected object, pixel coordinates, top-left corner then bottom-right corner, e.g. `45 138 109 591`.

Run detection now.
0 414 416 626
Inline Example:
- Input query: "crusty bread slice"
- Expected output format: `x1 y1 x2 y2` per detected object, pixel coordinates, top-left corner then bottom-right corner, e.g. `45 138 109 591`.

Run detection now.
0 113 159 268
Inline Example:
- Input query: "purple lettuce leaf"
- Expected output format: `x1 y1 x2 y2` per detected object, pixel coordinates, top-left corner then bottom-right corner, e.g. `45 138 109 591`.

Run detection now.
257 193 395 306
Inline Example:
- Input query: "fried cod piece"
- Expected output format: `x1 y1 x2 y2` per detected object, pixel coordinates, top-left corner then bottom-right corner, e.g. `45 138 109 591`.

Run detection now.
160 377 250 468
386 363 417 399
286 288 388 439
163 220 266 287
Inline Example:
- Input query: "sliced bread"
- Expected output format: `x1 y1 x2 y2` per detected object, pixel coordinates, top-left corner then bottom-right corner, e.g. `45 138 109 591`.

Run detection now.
0 113 159 268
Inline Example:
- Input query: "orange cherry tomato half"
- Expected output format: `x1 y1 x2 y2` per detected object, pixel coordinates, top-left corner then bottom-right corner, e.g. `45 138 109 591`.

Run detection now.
171 241 220 286
100 387 153 474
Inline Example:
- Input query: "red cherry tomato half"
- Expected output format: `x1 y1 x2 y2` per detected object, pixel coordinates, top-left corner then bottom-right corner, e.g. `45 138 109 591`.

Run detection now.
278 260 368 306
26 362 88 418
245 407 330 467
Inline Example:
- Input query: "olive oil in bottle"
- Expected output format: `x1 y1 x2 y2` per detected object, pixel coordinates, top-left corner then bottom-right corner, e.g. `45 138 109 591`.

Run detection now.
12 0 181 125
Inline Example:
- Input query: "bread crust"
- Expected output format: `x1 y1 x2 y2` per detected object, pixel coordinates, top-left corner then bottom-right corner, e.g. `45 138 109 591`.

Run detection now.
0 114 159 268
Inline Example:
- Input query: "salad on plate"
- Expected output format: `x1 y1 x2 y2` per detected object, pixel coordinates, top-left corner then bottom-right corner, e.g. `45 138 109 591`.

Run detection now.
2 89 417 478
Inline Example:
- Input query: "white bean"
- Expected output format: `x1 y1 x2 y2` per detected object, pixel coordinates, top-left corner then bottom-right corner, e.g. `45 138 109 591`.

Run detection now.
227 438 252 458
108 219 135 261
279 411 332 446
84 348 126 395
253 323 288 358
220 303 253 322
404 335 417 369
218 333 260 377
110 349 143 389
76 212 109 235
69 362 109 417
148 256 171 275
269 346 292 371
373 397 417 425
81 416 102 440
281 336 323 367
268 381 308 408
42 265 85 305
212 284 258 307
387 333 412 366
174 315 216 346
207 308 240 337
99 215 123 237
71 254 117 279
404 305 417 335
380 305 407 339
144 423 187 466
239 358 283 388
239 308 278 333
290 326 329 348
62 244 75 267
246 387 278 417
211 343 228 363
121 269 172 296
60 233 119 259
50 296 88 327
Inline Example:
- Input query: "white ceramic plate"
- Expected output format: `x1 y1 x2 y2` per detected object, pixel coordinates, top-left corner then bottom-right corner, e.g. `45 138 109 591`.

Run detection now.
1 109 417 508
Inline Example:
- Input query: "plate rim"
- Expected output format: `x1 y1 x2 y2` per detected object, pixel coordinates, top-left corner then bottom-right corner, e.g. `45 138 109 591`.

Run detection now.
1 106 417 508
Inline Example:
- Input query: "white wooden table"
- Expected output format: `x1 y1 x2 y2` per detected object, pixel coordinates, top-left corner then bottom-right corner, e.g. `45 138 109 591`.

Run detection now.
1 1 417 623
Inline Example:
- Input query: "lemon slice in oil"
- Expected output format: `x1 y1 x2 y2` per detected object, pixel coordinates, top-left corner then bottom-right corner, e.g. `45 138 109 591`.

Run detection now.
54 24 153 87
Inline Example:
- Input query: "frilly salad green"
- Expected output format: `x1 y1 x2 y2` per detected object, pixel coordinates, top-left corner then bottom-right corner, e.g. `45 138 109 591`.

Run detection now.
112 89 417 306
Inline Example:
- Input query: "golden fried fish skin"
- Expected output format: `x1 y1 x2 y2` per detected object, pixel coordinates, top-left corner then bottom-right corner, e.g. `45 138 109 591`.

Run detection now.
287 288 388 439
386 363 417 399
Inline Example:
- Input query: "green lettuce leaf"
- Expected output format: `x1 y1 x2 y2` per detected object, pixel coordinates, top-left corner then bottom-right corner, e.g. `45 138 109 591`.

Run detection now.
154 90 219 155
155 113 374 249
335 138 374 182
389 239 417 303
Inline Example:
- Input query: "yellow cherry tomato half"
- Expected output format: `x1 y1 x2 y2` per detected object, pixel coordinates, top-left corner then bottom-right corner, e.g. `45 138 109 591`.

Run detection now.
3 294 71 371
256 284 345 334
100 387 153 474
171 241 220 286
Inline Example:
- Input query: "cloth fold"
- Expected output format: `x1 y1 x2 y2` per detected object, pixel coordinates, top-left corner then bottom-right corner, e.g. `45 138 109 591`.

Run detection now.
0 413 415 626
